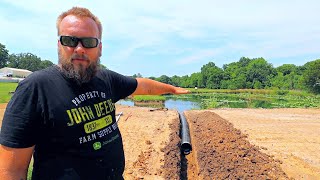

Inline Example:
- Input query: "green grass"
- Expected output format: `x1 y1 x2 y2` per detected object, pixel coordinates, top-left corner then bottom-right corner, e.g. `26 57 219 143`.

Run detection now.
188 88 276 94
199 92 320 108
0 82 18 103
132 95 166 102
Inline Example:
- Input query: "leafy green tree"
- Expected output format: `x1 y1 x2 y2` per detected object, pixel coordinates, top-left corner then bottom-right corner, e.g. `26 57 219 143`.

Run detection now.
276 64 297 76
7 54 19 68
40 60 54 69
200 62 224 89
221 58 249 89
189 72 202 88
8 53 42 71
271 72 286 89
272 64 302 89
226 57 252 89
0 43 9 68
8 53 54 71
171 75 181 87
238 57 252 68
132 73 142 78
156 75 172 84
179 75 190 88
201 62 215 84
206 71 224 89
302 59 320 94
246 58 276 89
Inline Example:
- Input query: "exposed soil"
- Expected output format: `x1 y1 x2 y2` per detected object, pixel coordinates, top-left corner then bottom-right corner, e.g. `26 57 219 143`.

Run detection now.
0 103 7 127
210 108 320 179
183 110 288 179
116 105 181 179
1 103 320 179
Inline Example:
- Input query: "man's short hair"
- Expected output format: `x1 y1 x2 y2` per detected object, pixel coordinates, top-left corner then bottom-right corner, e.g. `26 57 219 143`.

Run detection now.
56 7 102 39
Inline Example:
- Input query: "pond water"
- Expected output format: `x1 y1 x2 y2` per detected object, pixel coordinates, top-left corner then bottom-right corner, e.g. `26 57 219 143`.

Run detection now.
117 92 319 111
117 99 200 113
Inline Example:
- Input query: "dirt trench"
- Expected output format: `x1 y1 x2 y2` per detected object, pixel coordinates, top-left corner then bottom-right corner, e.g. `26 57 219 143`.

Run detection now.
117 105 290 179
183 110 288 179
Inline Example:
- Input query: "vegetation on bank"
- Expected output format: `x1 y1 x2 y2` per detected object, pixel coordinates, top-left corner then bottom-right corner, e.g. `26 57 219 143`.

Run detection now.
187 88 313 96
132 95 166 102
128 88 320 109
169 89 320 109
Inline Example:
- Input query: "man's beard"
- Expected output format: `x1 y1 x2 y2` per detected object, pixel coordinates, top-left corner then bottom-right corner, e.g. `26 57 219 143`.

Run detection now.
58 51 100 85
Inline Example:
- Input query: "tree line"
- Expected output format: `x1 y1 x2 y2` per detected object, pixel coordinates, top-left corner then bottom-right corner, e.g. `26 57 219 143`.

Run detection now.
135 57 320 94
0 43 54 72
1 42 319 94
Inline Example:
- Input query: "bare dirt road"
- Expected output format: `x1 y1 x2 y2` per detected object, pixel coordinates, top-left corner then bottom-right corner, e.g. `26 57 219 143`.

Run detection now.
1 103 320 179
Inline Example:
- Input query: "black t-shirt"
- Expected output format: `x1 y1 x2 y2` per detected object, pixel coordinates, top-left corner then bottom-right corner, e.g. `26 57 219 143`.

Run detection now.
0 66 137 180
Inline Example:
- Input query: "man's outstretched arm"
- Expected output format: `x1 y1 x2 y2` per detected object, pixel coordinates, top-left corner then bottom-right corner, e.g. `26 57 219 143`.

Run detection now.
132 78 190 95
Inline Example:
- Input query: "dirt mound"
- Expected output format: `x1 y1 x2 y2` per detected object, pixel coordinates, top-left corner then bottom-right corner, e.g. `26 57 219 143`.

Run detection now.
117 105 181 179
184 110 289 179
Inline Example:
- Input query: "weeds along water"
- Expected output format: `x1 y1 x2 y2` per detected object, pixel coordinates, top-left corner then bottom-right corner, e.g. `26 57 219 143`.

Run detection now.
167 91 320 109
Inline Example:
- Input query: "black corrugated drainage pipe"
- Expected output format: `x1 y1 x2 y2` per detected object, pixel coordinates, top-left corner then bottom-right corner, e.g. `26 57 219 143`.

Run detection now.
179 112 192 155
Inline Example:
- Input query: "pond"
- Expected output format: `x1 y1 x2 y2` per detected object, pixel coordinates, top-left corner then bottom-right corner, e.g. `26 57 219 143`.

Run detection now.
117 99 200 113
117 92 320 111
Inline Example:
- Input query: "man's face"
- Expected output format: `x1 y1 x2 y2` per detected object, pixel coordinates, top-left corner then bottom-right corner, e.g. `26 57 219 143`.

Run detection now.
58 15 102 84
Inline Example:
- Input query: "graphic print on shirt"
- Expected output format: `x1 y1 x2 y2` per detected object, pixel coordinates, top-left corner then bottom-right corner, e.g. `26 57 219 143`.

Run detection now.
65 91 120 150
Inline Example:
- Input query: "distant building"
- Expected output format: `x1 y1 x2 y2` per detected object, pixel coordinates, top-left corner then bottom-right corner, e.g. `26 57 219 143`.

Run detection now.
0 67 32 78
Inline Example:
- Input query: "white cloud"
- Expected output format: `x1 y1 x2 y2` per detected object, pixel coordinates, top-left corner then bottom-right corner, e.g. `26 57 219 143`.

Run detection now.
1 0 320 76
175 48 223 65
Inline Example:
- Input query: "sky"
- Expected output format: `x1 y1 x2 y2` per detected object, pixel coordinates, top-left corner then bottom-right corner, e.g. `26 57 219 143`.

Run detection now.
0 0 319 77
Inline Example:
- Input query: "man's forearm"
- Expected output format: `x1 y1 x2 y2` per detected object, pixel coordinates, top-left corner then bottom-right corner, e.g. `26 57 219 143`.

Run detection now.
0 169 27 180
133 78 177 95
132 78 189 95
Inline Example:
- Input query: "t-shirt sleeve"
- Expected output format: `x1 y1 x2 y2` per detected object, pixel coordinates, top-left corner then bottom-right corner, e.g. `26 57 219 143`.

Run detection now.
102 70 137 102
0 78 41 148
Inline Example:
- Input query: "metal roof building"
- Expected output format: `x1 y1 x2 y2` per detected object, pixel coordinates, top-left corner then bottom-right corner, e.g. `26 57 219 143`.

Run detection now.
0 67 32 78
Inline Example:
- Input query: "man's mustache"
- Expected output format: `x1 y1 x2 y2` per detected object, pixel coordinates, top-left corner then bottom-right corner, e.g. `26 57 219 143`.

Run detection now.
71 54 89 61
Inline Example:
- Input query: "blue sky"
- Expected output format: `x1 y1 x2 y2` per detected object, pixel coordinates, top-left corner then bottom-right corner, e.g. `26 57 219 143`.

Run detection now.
0 1 319 77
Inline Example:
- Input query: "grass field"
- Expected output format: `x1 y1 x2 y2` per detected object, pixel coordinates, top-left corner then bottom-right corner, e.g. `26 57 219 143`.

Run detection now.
0 82 31 178
0 82 18 103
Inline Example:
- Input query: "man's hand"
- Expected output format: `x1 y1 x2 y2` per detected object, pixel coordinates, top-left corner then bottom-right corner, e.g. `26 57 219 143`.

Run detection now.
133 78 190 95
173 87 190 94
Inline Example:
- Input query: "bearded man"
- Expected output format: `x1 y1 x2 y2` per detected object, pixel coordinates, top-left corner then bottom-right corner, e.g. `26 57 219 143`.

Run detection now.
0 7 189 180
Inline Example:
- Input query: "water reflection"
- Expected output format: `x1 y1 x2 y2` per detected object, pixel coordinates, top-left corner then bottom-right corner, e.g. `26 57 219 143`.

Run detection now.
116 99 200 113
117 92 310 110
165 99 200 113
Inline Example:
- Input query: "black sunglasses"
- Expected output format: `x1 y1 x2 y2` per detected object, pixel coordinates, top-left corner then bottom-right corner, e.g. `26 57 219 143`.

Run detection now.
59 36 101 48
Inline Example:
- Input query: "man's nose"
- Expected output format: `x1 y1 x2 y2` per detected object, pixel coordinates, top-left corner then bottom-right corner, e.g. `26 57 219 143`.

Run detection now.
74 41 86 54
